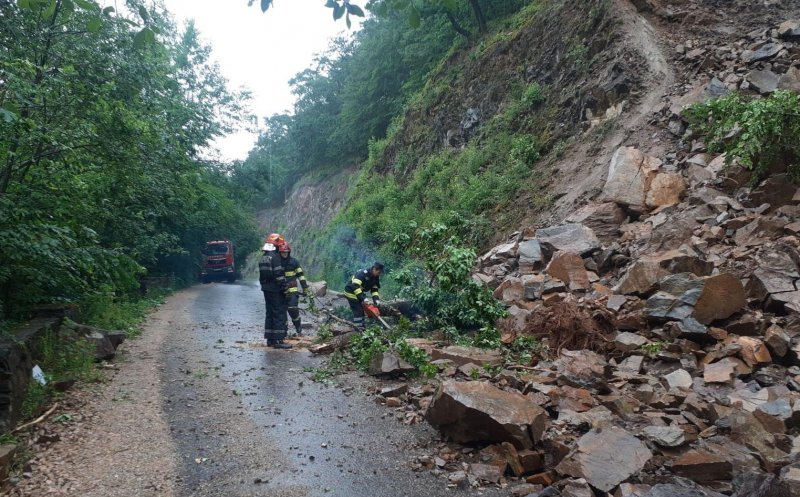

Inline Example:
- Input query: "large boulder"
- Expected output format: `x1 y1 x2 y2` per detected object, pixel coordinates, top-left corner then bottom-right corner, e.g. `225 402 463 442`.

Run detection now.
615 250 714 296
556 426 652 492
425 380 548 449
602 146 662 211
535 224 600 257
566 203 627 241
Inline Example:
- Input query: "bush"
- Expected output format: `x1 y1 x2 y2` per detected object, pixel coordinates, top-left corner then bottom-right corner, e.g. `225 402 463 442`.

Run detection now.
685 90 800 181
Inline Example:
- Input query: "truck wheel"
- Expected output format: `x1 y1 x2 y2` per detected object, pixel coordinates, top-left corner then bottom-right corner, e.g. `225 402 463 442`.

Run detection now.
227 275 236 283
202 276 211 284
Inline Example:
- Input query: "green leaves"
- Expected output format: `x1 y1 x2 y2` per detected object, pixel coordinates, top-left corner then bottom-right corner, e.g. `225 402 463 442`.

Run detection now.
686 90 800 181
86 16 102 33
133 27 156 48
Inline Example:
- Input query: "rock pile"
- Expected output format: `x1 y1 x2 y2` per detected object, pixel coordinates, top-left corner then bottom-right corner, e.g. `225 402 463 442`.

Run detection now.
383 121 800 493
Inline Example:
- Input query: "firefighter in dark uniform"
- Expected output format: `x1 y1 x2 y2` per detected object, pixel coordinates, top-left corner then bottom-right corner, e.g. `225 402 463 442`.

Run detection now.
278 242 310 336
259 233 291 349
344 262 384 328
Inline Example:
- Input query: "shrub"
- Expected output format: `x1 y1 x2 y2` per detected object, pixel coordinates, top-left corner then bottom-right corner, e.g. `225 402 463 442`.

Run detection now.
685 90 800 181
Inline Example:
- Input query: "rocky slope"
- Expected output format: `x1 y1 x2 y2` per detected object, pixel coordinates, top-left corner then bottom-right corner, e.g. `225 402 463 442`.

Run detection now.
306 1 800 496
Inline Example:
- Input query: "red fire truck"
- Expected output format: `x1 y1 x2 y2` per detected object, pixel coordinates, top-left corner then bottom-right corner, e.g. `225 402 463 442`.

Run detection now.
200 240 236 283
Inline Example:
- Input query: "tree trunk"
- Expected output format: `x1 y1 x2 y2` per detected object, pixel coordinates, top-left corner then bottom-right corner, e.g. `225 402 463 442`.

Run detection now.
467 0 487 33
446 11 471 38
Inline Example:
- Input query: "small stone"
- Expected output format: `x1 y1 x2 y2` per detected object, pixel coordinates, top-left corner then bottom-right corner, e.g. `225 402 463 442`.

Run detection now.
663 369 693 390
614 332 649 353
704 358 738 384
642 425 686 448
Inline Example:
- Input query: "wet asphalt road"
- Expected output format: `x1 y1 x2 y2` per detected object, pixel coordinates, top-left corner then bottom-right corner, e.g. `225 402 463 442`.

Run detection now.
160 281 501 497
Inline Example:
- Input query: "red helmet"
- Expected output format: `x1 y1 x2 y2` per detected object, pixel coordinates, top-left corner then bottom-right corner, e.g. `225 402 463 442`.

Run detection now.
278 242 291 253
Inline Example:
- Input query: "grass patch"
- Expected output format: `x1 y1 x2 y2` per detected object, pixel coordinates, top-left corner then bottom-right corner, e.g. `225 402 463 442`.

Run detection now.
79 288 171 337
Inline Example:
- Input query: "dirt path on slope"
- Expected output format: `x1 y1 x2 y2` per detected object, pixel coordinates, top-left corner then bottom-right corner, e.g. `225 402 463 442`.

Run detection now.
542 0 676 223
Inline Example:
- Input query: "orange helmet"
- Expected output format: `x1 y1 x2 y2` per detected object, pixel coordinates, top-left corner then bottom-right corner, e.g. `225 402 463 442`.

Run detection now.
262 233 285 251
265 233 284 245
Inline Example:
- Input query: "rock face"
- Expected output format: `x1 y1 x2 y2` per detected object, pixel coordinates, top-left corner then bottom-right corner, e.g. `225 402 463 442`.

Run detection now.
556 426 652 492
425 380 548 449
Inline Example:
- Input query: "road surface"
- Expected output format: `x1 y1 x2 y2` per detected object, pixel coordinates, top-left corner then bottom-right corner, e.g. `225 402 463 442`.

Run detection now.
161 281 500 497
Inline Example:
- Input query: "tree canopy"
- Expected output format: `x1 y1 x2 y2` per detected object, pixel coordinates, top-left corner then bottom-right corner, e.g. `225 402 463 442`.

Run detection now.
0 0 259 320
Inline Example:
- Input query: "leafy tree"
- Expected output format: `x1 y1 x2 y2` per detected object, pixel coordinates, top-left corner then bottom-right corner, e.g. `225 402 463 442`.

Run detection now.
0 0 258 319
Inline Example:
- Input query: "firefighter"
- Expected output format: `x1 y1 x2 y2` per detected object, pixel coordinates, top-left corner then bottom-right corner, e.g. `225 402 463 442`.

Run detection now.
259 233 291 349
344 262 384 329
278 242 311 336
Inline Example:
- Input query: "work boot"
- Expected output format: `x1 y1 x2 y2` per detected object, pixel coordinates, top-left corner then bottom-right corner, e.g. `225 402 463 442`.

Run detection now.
271 340 292 350
294 327 303 336
266 339 276 346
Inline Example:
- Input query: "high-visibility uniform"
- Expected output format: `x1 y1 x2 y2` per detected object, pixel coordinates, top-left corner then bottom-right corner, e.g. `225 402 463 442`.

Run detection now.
283 255 309 333
344 269 380 328
259 249 288 341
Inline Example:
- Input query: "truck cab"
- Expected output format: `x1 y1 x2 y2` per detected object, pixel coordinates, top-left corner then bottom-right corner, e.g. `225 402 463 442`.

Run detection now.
201 240 236 283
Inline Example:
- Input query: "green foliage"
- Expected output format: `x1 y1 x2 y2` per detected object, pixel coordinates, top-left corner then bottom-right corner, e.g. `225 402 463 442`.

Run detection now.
0 2 258 319
508 335 548 363
640 340 665 358
78 288 170 337
315 324 334 343
567 40 589 70
685 90 800 181
21 327 101 419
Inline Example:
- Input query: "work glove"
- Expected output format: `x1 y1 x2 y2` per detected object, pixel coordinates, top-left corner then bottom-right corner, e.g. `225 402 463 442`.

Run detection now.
373 298 380 307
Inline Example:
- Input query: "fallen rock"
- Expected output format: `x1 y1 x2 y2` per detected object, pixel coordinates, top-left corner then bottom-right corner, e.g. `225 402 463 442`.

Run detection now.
704 358 738 384
747 70 779 94
754 399 795 434
519 239 545 272
646 172 686 208
368 351 415 376
664 369 693 390
672 449 732 482
642 425 686 448
736 336 772 367
566 203 627 241
430 346 503 367
556 426 652 492
557 349 610 390
426 380 548 449
764 325 790 358
493 277 525 304
614 332 649 353
546 251 591 291
536 224 601 256
615 251 713 296
470 462 503 483
603 146 662 212
643 481 726 497
692 273 746 324
747 43 784 63
561 478 594 497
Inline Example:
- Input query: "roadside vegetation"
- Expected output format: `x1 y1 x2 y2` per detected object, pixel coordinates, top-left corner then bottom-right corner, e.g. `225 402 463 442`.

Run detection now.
0 1 260 328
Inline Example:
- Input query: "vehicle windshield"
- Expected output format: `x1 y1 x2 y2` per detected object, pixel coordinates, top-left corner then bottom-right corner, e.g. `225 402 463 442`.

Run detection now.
207 243 229 255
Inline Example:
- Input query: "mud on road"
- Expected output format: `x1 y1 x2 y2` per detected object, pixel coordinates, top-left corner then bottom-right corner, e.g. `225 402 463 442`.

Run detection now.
8 283 501 497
